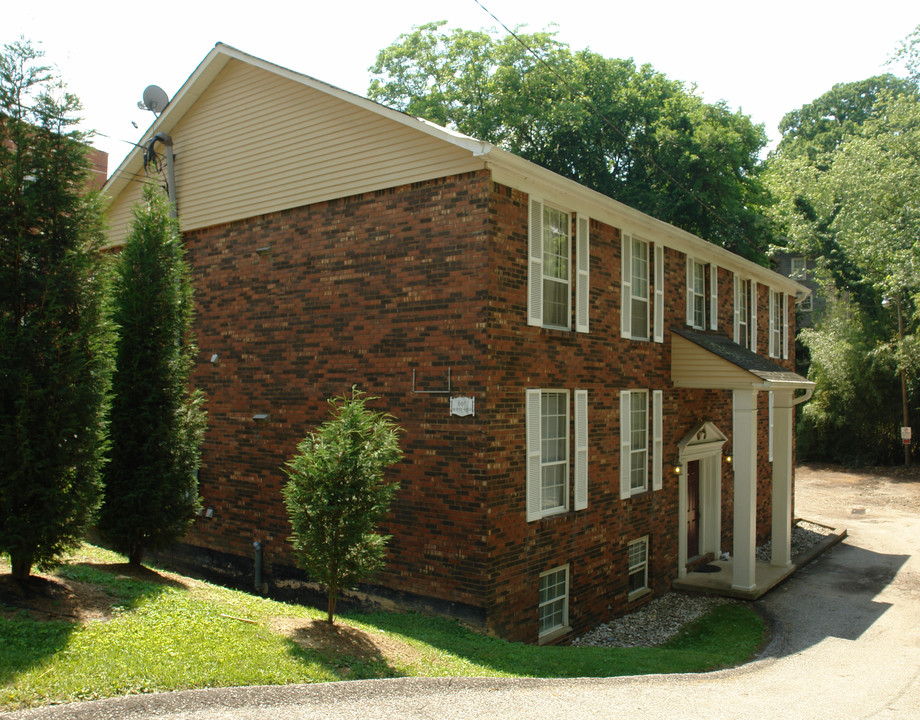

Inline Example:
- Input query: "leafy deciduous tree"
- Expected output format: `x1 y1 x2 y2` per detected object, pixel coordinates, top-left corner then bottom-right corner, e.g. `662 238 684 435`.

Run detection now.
283 389 403 624
763 28 920 464
369 22 771 259
97 183 206 566
0 40 111 579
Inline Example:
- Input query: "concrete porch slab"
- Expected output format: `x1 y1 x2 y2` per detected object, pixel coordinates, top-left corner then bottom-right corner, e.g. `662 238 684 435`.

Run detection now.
672 521 847 600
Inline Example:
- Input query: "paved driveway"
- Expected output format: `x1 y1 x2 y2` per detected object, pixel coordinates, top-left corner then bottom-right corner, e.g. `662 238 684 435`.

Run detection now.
7 466 920 719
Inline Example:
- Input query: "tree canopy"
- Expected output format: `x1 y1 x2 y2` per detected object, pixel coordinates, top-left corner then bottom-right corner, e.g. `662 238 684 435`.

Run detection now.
763 23 920 464
369 22 771 260
0 40 111 578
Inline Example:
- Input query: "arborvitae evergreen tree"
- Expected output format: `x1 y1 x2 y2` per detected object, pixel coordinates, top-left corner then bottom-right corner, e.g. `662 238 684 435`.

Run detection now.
0 40 111 580
98 183 206 566
283 389 403 624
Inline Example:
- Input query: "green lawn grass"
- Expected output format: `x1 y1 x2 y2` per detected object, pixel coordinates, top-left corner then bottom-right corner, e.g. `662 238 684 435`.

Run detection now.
0 544 765 711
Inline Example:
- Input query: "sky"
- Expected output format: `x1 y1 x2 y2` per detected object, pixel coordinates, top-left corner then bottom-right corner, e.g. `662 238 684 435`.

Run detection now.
4 0 918 177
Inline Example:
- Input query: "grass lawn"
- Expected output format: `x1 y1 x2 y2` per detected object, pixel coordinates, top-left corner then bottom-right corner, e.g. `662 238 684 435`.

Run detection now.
0 544 765 711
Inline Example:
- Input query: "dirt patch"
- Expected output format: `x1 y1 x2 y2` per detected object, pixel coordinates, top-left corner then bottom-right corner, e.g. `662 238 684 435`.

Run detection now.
0 573 115 623
0 559 189 624
270 616 425 671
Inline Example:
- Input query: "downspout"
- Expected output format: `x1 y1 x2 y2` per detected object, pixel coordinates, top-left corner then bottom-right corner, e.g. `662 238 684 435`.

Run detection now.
253 541 263 592
144 132 178 218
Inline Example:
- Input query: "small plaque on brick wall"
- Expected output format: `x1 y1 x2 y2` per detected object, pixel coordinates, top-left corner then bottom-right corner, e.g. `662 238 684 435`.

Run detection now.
450 396 475 417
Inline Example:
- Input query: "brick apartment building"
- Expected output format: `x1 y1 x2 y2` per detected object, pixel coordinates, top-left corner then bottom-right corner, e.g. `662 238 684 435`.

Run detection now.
103 44 812 643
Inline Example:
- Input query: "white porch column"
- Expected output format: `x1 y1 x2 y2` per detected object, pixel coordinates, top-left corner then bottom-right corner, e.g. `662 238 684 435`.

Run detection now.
771 389 795 567
732 389 758 591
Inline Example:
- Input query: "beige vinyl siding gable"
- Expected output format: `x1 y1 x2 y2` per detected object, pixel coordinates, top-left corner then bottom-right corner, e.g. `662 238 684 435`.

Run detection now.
670 334 763 389
104 58 484 245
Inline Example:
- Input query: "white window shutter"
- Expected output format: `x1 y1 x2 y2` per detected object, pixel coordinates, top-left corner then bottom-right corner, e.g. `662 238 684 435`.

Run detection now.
574 389 588 510
621 233 632 338
733 273 741 343
709 264 718 330
528 198 544 327
750 280 758 352
619 390 632 499
654 244 664 343
526 389 543 521
768 290 776 358
782 293 789 360
576 216 590 333
685 256 693 326
652 390 663 491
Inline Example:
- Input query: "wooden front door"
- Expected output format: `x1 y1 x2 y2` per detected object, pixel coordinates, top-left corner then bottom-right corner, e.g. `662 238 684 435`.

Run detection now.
687 460 701 559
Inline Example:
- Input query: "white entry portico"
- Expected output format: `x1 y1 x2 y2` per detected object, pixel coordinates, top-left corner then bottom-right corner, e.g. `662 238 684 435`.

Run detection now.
671 330 814 593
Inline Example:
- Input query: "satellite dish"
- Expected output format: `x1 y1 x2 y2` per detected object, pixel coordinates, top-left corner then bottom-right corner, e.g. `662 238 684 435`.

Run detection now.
139 85 169 114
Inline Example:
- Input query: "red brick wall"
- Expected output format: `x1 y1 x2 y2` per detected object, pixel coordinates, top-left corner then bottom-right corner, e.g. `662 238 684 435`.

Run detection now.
175 169 799 644
183 170 496 610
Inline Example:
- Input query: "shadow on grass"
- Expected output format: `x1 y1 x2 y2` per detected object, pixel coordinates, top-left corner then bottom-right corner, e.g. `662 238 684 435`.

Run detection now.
278 617 404 680
327 602 765 679
0 562 178 685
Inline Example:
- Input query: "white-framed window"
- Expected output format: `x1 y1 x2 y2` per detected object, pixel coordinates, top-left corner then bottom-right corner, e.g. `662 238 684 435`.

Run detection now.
790 256 807 280
528 198 590 333
626 236 649 340
768 290 788 359
619 390 649 496
686 258 707 329
526 389 588 521
628 537 649 598
622 235 664 343
734 275 751 349
542 206 570 329
799 293 813 313
539 565 570 637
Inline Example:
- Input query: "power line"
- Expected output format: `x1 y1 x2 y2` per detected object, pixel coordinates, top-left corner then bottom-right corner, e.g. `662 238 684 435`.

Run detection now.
472 0 737 234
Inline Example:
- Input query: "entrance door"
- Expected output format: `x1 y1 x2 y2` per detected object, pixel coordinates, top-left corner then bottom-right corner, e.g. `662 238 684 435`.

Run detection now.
687 460 701 559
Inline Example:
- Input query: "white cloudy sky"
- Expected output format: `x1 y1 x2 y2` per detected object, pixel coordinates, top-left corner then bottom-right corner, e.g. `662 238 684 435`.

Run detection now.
4 0 918 176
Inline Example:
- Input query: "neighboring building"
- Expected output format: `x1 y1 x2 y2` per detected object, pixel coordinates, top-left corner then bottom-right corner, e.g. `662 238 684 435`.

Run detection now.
773 252 821 328
102 44 813 644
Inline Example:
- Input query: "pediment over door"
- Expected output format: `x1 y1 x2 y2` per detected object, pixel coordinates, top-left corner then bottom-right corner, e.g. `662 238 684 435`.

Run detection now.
678 421 728 462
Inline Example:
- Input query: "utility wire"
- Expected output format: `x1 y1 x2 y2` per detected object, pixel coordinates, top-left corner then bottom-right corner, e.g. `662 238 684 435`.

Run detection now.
472 0 736 234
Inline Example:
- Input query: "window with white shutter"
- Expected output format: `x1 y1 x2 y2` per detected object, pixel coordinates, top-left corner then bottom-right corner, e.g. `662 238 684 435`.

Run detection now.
526 389 580 521
686 257 707 329
620 390 648 497
528 197 581 332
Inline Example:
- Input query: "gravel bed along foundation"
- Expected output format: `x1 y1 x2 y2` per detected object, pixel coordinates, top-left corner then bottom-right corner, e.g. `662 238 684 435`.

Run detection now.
574 520 834 648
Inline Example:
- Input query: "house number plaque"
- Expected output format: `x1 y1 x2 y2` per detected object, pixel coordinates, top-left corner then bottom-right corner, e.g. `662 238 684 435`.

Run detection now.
450 397 475 417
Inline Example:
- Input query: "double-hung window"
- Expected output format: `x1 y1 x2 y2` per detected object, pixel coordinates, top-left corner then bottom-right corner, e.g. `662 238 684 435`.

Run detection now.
629 237 649 339
542 207 570 329
629 391 648 492
539 565 569 638
526 389 588 521
628 537 649 598
619 390 663 498
734 275 751 348
528 198 590 332
768 289 787 359
687 258 707 329
622 234 664 342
